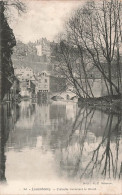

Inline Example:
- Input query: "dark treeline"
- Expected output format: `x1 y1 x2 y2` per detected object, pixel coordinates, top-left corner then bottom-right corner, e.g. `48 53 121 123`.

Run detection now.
0 0 26 101
0 1 16 100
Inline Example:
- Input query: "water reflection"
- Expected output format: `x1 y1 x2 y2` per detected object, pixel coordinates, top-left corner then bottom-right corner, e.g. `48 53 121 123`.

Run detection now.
0 100 121 183
0 103 20 182
59 107 122 180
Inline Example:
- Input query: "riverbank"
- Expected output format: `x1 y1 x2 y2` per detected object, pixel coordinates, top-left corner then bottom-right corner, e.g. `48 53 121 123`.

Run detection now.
78 95 122 114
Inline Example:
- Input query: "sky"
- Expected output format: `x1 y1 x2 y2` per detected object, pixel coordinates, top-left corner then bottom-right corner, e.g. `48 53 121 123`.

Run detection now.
9 0 84 43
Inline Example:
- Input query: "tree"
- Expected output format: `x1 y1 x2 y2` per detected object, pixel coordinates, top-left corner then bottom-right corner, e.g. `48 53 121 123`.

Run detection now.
79 0 122 96
56 0 122 98
0 0 26 100
4 0 26 15
55 38 94 98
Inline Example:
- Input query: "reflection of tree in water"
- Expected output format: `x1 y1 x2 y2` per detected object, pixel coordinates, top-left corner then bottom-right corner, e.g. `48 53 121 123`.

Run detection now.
58 107 122 180
6 102 36 150
81 114 122 179
0 103 20 183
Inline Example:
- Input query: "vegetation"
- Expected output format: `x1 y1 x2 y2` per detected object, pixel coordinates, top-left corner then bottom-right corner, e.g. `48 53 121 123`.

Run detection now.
0 0 26 100
55 0 122 100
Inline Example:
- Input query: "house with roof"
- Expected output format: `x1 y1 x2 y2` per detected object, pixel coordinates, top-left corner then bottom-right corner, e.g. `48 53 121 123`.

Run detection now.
36 71 50 93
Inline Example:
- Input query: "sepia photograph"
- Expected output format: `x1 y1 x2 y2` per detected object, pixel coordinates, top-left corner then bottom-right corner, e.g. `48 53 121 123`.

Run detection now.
0 0 122 194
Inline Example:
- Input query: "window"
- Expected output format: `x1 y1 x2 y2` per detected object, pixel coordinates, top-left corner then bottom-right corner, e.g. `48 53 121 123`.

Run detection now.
45 79 47 83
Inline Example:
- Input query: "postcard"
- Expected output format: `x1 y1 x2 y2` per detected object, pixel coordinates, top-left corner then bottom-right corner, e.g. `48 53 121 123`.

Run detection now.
0 0 122 194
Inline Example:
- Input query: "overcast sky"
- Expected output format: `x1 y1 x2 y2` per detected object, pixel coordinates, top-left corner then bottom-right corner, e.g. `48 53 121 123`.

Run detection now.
9 0 84 43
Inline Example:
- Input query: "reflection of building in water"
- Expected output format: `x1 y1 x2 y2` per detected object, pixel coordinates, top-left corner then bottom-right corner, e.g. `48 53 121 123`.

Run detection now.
65 103 77 120
6 101 36 150
2 102 121 182
31 103 69 152
6 102 51 152
50 104 66 121
7 104 48 151
43 103 73 150
6 102 36 150
35 103 50 126
15 101 35 130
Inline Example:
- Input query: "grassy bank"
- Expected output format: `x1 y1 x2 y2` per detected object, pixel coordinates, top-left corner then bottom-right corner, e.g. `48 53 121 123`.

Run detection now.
78 95 122 114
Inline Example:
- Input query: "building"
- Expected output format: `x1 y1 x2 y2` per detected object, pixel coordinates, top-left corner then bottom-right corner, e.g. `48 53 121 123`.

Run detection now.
35 38 51 62
14 67 36 98
11 38 56 75
19 80 36 98
36 71 50 93
36 71 66 94
14 66 35 81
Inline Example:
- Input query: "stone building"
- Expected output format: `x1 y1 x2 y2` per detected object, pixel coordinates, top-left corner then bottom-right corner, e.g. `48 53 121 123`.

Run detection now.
35 38 51 63
36 71 66 94
36 71 50 93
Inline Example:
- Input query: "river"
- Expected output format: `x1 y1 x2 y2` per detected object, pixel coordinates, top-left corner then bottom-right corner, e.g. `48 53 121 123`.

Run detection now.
0 100 121 193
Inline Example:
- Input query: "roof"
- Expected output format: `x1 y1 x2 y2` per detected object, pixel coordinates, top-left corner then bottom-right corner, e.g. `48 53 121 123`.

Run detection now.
39 71 50 76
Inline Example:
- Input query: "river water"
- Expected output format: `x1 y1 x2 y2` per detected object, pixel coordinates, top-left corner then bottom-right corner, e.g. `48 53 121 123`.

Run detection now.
0 100 122 193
